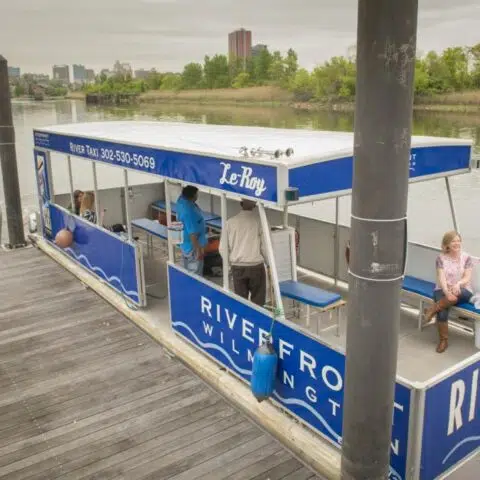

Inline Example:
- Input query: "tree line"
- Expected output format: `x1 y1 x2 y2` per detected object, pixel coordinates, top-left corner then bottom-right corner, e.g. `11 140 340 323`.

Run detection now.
85 43 480 102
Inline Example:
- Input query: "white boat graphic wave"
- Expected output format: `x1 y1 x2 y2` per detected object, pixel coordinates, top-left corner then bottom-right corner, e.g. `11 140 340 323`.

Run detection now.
441 435 480 465
65 247 139 300
174 321 342 445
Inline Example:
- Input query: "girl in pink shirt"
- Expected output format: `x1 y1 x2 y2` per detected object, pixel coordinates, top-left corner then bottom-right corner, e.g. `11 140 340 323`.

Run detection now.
425 231 473 353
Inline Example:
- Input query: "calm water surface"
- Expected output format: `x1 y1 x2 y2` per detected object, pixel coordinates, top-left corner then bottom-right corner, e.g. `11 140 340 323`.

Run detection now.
2 100 480 254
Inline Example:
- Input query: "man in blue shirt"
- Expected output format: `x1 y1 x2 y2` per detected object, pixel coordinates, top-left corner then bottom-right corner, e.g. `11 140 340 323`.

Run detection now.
176 185 207 276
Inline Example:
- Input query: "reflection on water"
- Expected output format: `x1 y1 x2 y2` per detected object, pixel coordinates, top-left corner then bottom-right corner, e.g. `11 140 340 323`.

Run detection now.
2 100 480 253
87 102 480 148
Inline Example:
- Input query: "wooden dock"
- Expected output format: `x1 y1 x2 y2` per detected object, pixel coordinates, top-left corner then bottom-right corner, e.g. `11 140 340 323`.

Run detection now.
0 247 319 480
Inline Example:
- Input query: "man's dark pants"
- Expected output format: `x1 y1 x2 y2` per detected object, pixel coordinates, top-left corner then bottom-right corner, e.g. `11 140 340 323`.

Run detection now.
231 264 266 307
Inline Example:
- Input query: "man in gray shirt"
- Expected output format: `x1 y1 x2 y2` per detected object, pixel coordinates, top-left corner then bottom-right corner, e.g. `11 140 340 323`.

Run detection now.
219 199 267 306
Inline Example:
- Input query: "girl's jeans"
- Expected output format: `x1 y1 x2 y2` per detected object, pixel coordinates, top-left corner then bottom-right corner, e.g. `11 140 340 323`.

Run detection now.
433 288 472 322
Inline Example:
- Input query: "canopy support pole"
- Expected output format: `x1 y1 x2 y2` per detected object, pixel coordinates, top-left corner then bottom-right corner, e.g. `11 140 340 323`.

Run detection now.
283 205 288 227
221 193 229 290
333 197 340 286
258 203 284 319
341 1 418 478
123 169 132 241
165 180 174 262
445 177 459 232
67 156 75 214
92 161 100 226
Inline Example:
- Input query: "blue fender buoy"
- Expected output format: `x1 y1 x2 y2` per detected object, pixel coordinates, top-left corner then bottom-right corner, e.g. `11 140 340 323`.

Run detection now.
251 339 278 402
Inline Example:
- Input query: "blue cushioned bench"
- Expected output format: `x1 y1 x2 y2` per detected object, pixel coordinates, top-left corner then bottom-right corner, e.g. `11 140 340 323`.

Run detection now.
206 217 222 230
280 280 342 308
132 218 168 256
403 243 480 349
132 218 168 239
152 200 221 224
280 280 345 333
403 275 480 319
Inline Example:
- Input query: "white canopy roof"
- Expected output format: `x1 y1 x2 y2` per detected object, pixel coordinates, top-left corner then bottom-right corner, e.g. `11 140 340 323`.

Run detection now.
36 121 472 167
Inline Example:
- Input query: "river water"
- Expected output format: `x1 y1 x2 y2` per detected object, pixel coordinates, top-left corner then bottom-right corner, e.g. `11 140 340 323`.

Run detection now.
2 99 480 253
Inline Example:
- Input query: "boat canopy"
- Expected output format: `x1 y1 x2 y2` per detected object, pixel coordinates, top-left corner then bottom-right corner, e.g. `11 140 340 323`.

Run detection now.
33 121 474 206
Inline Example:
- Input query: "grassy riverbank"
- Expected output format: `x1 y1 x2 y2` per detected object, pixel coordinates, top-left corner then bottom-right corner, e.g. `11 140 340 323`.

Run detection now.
68 86 480 113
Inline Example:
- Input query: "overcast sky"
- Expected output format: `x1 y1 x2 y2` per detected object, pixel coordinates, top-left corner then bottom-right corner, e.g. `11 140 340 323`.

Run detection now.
2 0 479 75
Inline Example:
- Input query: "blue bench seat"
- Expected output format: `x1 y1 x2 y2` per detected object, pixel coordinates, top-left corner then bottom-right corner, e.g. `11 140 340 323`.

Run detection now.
152 200 221 224
132 218 168 239
206 217 222 230
403 275 434 298
403 275 480 315
279 280 342 309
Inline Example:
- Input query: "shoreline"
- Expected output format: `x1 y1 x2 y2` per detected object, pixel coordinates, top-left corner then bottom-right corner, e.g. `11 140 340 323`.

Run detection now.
64 88 480 114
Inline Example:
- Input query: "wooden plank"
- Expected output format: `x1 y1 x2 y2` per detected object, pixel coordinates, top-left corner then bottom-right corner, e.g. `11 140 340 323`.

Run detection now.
71 418 254 480
248 455 311 480
202 444 293 480
0 362 188 442
169 434 281 480
136 424 262 480
0 349 172 421
32 400 231 480
282 468 320 479
0 347 161 408
0 332 157 387
1 388 223 480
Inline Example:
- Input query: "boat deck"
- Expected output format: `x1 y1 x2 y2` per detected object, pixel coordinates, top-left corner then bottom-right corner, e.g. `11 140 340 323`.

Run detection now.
293 272 479 384
0 247 319 480
141 242 479 385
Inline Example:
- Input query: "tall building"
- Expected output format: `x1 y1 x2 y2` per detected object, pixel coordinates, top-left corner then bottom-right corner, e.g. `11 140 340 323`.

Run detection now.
135 69 151 79
73 64 86 84
86 69 95 83
100 69 113 78
113 60 133 79
252 44 267 57
7 66 21 79
228 28 252 64
52 65 70 84
31 74 50 86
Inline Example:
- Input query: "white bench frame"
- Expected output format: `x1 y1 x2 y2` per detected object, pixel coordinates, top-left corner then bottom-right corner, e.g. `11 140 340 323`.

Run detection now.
403 241 480 348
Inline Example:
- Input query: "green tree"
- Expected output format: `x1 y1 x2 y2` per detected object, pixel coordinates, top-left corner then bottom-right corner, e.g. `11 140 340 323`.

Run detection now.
97 72 107 83
145 71 163 90
267 51 284 85
232 72 251 89
312 56 356 100
181 62 203 89
229 56 245 84
14 84 26 97
423 51 451 93
441 47 470 91
414 59 431 96
252 48 273 84
204 55 230 88
160 73 182 91
470 43 480 88
284 48 299 85
289 68 315 101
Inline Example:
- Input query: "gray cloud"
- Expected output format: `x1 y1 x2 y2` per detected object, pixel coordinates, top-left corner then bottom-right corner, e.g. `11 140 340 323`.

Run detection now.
1 0 479 74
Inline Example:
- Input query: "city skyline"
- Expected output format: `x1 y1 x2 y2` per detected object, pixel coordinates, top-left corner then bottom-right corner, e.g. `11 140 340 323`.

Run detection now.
1 0 479 75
